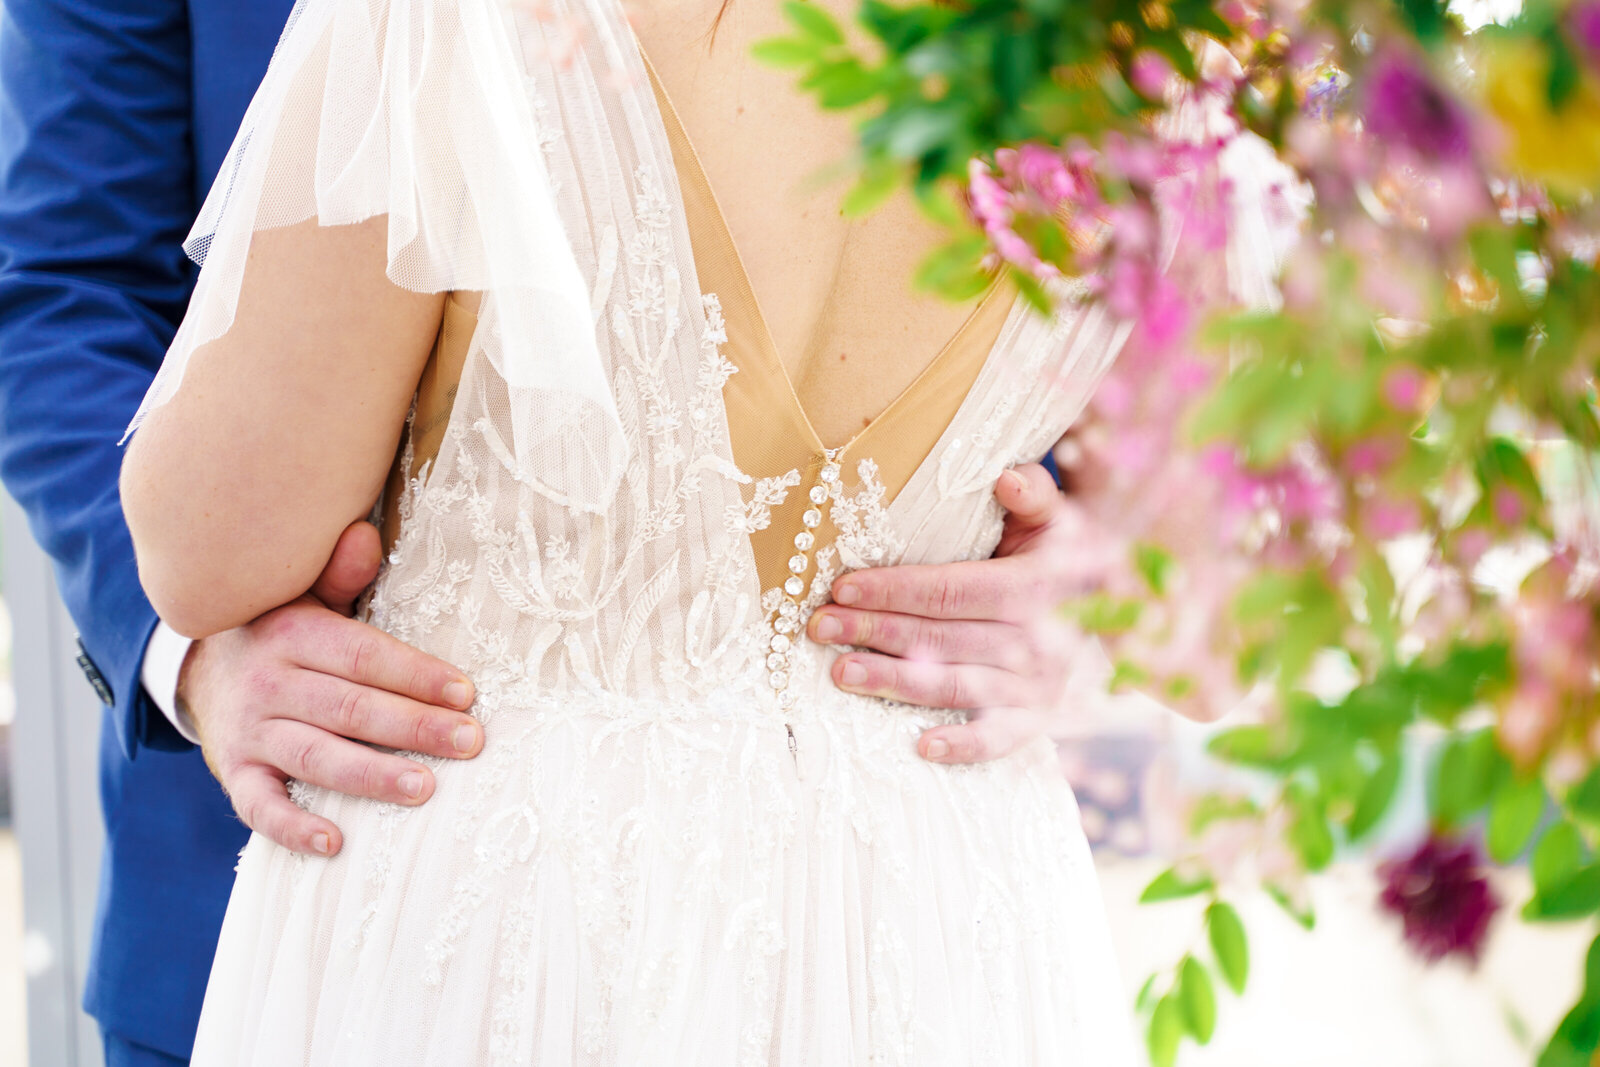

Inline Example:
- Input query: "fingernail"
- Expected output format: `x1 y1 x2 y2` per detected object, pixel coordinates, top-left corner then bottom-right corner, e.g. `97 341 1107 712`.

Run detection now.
452 723 479 754
444 679 472 708
839 661 867 687
925 738 950 760
399 771 426 799
813 614 843 642
1002 469 1027 495
834 583 860 606
312 832 331 856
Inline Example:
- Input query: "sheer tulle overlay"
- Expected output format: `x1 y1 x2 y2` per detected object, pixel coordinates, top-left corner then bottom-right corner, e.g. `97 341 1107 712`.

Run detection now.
129 0 1228 1062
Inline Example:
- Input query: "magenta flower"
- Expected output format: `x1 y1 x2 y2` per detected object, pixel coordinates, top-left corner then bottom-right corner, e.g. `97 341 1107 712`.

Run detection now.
1362 48 1477 162
1571 1 1600 66
1379 835 1500 964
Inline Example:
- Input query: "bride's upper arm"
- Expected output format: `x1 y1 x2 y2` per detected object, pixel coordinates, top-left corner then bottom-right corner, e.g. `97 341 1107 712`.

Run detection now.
122 215 446 639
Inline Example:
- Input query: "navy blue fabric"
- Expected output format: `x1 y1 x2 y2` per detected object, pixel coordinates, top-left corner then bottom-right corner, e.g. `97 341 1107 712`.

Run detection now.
1039 449 1061 489
103 1027 189 1067
0 0 294 1056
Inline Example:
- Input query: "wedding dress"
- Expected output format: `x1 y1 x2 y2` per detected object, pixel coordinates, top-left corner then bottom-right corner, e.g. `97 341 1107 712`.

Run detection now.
118 0 1261 1060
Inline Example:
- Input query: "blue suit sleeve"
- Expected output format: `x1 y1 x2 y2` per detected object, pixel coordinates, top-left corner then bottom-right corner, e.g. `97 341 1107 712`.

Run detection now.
0 0 197 756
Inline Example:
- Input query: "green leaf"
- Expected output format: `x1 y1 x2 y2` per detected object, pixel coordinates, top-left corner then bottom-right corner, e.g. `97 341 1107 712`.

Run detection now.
1178 956 1218 1043
1487 775 1547 864
783 0 845 45
1347 750 1403 843
841 164 903 218
1396 0 1448 40
1568 767 1600 825
1287 784 1335 871
800 60 879 108
884 105 961 161
1140 866 1215 903
1526 864 1600 922
1206 901 1250 994
1266 882 1315 929
1539 996 1600 1067
1533 820 1584 895
1547 31 1582 109
1586 931 1600 997
912 234 990 296
1147 992 1184 1067
1135 972 1159 1012
1206 724 1292 770
1135 543 1175 595
1432 728 1505 828
750 36 824 69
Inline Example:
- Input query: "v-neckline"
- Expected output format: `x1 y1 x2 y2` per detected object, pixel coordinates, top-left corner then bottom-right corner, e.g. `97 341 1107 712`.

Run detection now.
637 48 1009 458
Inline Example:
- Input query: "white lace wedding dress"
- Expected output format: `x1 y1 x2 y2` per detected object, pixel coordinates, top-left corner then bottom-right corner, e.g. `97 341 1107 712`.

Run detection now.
122 0 1218 1062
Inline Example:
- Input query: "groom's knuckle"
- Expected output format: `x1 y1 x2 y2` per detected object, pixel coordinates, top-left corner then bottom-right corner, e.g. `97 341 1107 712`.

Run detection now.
918 619 958 660
340 632 380 680
262 608 306 647
351 759 386 799
242 666 280 705
408 709 436 753
937 671 970 708
232 789 264 831
924 573 964 617
335 685 372 734
287 736 324 780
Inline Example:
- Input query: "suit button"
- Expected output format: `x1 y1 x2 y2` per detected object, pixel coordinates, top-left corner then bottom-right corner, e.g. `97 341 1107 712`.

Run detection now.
75 637 114 707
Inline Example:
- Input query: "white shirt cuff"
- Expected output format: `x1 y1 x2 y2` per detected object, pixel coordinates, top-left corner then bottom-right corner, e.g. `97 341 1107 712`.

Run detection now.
141 622 201 745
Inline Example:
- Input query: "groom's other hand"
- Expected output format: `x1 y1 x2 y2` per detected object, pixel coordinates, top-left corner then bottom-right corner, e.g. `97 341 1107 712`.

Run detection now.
177 521 481 857
808 463 1088 765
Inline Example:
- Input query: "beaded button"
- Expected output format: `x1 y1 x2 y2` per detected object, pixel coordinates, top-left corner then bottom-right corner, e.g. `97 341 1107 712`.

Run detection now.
764 446 844 711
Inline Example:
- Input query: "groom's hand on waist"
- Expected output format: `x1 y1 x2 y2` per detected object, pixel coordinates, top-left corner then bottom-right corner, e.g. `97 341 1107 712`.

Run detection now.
176 521 481 857
807 462 1091 766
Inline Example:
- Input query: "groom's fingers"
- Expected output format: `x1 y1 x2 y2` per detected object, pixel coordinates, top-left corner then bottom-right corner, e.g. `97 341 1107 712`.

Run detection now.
267 720 437 808
916 706 1054 765
308 520 383 616
226 764 343 857
292 671 483 760
288 610 476 714
829 652 1031 710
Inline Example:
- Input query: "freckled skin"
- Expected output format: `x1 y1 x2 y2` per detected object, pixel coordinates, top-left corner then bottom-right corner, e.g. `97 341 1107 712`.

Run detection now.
631 0 986 446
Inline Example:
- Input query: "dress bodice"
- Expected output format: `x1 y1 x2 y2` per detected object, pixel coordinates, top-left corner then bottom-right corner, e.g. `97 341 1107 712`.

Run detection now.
364 0 1132 717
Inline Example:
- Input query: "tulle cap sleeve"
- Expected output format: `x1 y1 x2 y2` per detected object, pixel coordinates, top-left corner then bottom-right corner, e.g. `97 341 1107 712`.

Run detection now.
129 0 628 512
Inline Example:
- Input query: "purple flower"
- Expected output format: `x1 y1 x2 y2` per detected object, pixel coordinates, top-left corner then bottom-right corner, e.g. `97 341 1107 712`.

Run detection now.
1572 1 1600 66
1362 48 1477 162
1304 70 1348 120
1379 835 1500 964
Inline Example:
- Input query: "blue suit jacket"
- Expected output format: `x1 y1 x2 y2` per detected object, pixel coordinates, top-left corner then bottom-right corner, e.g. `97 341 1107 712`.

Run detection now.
0 0 295 1056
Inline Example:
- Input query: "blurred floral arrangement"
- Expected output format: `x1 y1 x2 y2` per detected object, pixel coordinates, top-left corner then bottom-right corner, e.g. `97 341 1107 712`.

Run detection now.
757 0 1600 1062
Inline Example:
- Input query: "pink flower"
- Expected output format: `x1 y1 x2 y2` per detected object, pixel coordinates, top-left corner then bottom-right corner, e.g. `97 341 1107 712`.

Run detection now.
1364 495 1422 539
1381 364 1427 412
1342 434 1402 478
1499 678 1558 764
1015 143 1079 206
1129 50 1177 99
1379 835 1500 965
1491 486 1526 526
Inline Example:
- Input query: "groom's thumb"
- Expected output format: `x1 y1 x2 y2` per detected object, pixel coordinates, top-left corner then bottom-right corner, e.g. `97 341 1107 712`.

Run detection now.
309 521 383 616
994 463 1062 533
